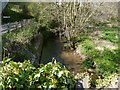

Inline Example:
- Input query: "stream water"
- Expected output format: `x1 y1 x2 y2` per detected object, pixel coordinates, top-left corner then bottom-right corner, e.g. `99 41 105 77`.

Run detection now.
40 37 84 73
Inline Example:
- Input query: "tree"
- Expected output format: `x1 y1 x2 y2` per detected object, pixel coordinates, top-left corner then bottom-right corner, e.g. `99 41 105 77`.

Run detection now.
54 2 102 50
27 3 57 26
27 2 117 50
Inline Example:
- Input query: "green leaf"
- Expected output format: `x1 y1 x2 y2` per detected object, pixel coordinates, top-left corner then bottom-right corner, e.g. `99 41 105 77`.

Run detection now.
58 71 63 78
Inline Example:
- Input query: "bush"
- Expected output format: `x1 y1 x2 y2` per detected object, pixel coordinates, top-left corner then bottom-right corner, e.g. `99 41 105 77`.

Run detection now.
0 58 76 89
0 58 35 89
33 60 76 89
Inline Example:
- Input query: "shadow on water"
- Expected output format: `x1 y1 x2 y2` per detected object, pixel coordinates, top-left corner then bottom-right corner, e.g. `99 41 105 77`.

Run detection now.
40 37 65 64
40 36 84 74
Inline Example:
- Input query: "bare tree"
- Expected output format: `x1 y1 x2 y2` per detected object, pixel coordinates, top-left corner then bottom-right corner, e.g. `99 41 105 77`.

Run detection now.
54 1 102 50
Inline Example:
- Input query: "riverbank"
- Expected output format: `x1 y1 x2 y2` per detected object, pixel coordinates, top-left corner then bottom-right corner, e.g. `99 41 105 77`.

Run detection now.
2 21 43 67
72 26 119 88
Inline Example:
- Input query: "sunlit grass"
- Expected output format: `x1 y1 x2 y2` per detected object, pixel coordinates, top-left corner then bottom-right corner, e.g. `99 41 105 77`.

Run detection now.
78 26 119 77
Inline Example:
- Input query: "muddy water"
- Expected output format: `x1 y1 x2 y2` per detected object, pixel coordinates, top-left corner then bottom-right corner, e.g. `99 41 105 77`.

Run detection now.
40 37 84 73
61 50 85 73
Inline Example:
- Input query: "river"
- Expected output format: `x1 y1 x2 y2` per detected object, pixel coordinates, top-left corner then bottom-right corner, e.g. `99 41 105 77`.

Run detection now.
40 37 84 73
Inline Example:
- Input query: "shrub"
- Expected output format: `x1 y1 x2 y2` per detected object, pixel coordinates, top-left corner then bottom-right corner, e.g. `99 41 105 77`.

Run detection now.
0 58 76 89
0 58 35 89
33 60 76 89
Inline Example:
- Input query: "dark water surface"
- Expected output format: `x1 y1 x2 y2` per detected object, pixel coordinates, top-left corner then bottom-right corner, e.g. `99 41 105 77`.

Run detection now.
40 37 84 73
40 37 65 64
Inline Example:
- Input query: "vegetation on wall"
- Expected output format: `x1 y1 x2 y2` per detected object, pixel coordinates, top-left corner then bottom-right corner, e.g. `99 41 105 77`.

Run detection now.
2 21 39 62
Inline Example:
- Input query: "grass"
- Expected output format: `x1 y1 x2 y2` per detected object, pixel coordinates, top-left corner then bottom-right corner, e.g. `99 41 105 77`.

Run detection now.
80 39 119 75
3 23 37 44
77 25 119 78
95 48 119 76
97 26 118 44
80 40 119 85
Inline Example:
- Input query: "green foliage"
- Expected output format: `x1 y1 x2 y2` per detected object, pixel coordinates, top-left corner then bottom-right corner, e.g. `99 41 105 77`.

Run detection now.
33 61 76 89
3 23 37 44
76 34 89 42
81 46 119 77
95 48 119 76
0 58 35 89
98 30 118 43
82 57 94 69
96 25 118 44
79 39 100 70
81 45 119 88
79 39 96 55
28 3 57 29
0 58 76 89
2 3 33 24
79 38 119 77
63 43 71 49
81 39 94 50
2 22 38 60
